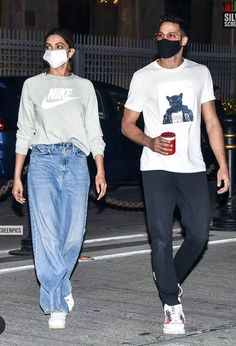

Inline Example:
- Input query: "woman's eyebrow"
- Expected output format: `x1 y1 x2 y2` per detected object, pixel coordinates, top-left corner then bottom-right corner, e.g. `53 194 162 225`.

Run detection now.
45 42 66 46
54 41 66 45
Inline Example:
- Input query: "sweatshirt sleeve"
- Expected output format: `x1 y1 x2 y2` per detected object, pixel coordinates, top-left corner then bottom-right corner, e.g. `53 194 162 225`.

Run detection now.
15 81 36 155
84 82 105 158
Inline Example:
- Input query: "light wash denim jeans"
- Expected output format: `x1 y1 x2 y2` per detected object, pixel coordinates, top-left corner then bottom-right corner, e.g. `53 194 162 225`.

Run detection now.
27 143 90 313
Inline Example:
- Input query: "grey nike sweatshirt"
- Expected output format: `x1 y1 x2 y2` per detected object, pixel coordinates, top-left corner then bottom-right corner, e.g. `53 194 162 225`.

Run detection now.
16 73 105 158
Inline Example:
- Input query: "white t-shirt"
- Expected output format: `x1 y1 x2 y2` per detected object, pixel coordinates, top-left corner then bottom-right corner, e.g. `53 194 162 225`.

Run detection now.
125 58 215 173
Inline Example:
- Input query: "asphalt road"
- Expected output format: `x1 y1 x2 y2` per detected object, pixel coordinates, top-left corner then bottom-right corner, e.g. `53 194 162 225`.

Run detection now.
0 185 235 345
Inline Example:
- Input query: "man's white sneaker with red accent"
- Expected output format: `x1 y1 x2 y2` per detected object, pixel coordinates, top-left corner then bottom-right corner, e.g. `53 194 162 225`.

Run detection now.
163 303 186 335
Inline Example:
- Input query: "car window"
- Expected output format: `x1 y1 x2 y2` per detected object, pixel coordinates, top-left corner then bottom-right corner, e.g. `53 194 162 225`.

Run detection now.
95 90 106 119
109 91 127 122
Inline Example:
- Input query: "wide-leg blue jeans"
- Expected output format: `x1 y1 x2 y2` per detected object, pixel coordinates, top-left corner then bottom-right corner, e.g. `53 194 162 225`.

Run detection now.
27 143 90 313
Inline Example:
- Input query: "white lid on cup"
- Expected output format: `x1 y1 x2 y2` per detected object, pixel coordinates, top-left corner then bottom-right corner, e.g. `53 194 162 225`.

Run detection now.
161 132 176 140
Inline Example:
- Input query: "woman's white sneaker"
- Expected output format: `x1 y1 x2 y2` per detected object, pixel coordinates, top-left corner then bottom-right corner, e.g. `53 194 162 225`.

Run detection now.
48 312 66 329
163 303 186 335
65 293 74 312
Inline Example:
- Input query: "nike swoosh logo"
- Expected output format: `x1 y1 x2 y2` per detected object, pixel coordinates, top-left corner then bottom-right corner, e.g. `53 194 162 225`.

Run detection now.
41 96 80 110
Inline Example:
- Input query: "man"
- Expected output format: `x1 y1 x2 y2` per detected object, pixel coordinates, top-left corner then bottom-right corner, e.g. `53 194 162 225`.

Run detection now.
121 14 230 335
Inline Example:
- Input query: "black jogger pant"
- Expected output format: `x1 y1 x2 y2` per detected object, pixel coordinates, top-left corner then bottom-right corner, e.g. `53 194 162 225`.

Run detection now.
142 170 210 306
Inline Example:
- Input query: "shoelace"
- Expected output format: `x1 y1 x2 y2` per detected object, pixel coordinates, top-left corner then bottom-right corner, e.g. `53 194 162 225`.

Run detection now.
165 306 185 324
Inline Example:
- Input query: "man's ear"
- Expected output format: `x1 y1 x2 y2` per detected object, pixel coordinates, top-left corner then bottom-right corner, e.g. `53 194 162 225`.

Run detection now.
68 48 75 59
181 36 188 47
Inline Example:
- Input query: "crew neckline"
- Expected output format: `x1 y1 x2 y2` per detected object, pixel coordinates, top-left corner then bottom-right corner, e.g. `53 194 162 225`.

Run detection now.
45 72 75 79
155 58 186 71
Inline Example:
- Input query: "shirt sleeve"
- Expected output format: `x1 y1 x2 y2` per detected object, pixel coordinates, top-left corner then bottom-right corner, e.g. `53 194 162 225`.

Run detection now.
15 81 36 155
84 82 105 158
124 73 144 112
200 66 215 104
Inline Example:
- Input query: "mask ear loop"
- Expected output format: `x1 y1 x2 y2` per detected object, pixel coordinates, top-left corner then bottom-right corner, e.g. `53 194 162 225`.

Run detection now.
67 49 71 59
66 49 73 72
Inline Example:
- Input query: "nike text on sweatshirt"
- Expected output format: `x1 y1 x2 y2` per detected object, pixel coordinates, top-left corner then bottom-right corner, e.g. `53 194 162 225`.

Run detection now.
16 73 105 158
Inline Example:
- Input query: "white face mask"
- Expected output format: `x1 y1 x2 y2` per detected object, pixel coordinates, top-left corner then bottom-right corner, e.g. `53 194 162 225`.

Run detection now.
43 49 68 68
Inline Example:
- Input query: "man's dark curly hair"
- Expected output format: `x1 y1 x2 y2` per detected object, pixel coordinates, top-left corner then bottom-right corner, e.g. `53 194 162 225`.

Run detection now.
158 14 189 37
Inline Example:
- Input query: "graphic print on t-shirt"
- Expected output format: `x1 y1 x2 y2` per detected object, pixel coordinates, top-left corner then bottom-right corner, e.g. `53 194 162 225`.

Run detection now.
162 93 193 124
41 88 80 110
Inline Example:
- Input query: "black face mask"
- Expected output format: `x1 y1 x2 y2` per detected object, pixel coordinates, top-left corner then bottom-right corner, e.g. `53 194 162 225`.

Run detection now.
157 39 182 58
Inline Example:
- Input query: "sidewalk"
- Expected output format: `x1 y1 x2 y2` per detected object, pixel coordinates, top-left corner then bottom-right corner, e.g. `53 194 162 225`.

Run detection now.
0 182 235 345
0 240 235 345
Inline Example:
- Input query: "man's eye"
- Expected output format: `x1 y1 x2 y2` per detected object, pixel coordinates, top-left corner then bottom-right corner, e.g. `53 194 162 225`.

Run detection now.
156 33 163 40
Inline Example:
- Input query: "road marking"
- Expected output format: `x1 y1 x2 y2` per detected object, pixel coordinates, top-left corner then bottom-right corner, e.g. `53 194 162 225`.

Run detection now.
206 238 236 245
0 237 236 274
84 233 147 243
92 237 236 261
0 234 148 255
0 265 34 274
0 231 182 255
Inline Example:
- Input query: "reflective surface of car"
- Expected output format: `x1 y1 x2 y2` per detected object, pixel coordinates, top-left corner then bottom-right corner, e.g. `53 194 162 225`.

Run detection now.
0 77 142 185
0 78 25 183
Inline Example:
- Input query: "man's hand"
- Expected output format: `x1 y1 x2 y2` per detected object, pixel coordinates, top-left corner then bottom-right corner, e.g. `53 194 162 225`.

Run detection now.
149 136 174 155
202 101 230 195
217 167 230 194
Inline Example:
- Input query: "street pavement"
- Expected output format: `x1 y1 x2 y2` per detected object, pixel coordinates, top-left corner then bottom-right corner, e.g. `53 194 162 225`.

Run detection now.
0 183 235 345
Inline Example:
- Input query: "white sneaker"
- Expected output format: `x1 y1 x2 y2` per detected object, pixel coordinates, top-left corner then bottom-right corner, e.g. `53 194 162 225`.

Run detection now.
163 304 186 335
65 293 74 312
48 312 66 329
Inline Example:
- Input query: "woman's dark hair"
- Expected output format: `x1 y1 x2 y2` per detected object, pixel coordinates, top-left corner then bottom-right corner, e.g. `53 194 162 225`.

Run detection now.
43 28 75 73
44 28 75 48
158 14 189 37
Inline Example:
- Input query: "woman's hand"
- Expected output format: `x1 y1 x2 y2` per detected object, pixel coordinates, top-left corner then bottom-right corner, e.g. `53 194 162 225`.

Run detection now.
95 173 107 200
12 178 26 204
12 153 27 204
94 154 107 200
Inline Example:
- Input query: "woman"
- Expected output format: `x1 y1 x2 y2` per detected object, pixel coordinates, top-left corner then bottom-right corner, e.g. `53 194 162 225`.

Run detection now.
12 28 107 329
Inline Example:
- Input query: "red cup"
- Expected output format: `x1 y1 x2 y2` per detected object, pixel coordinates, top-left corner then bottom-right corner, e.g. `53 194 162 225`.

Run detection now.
161 132 176 155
